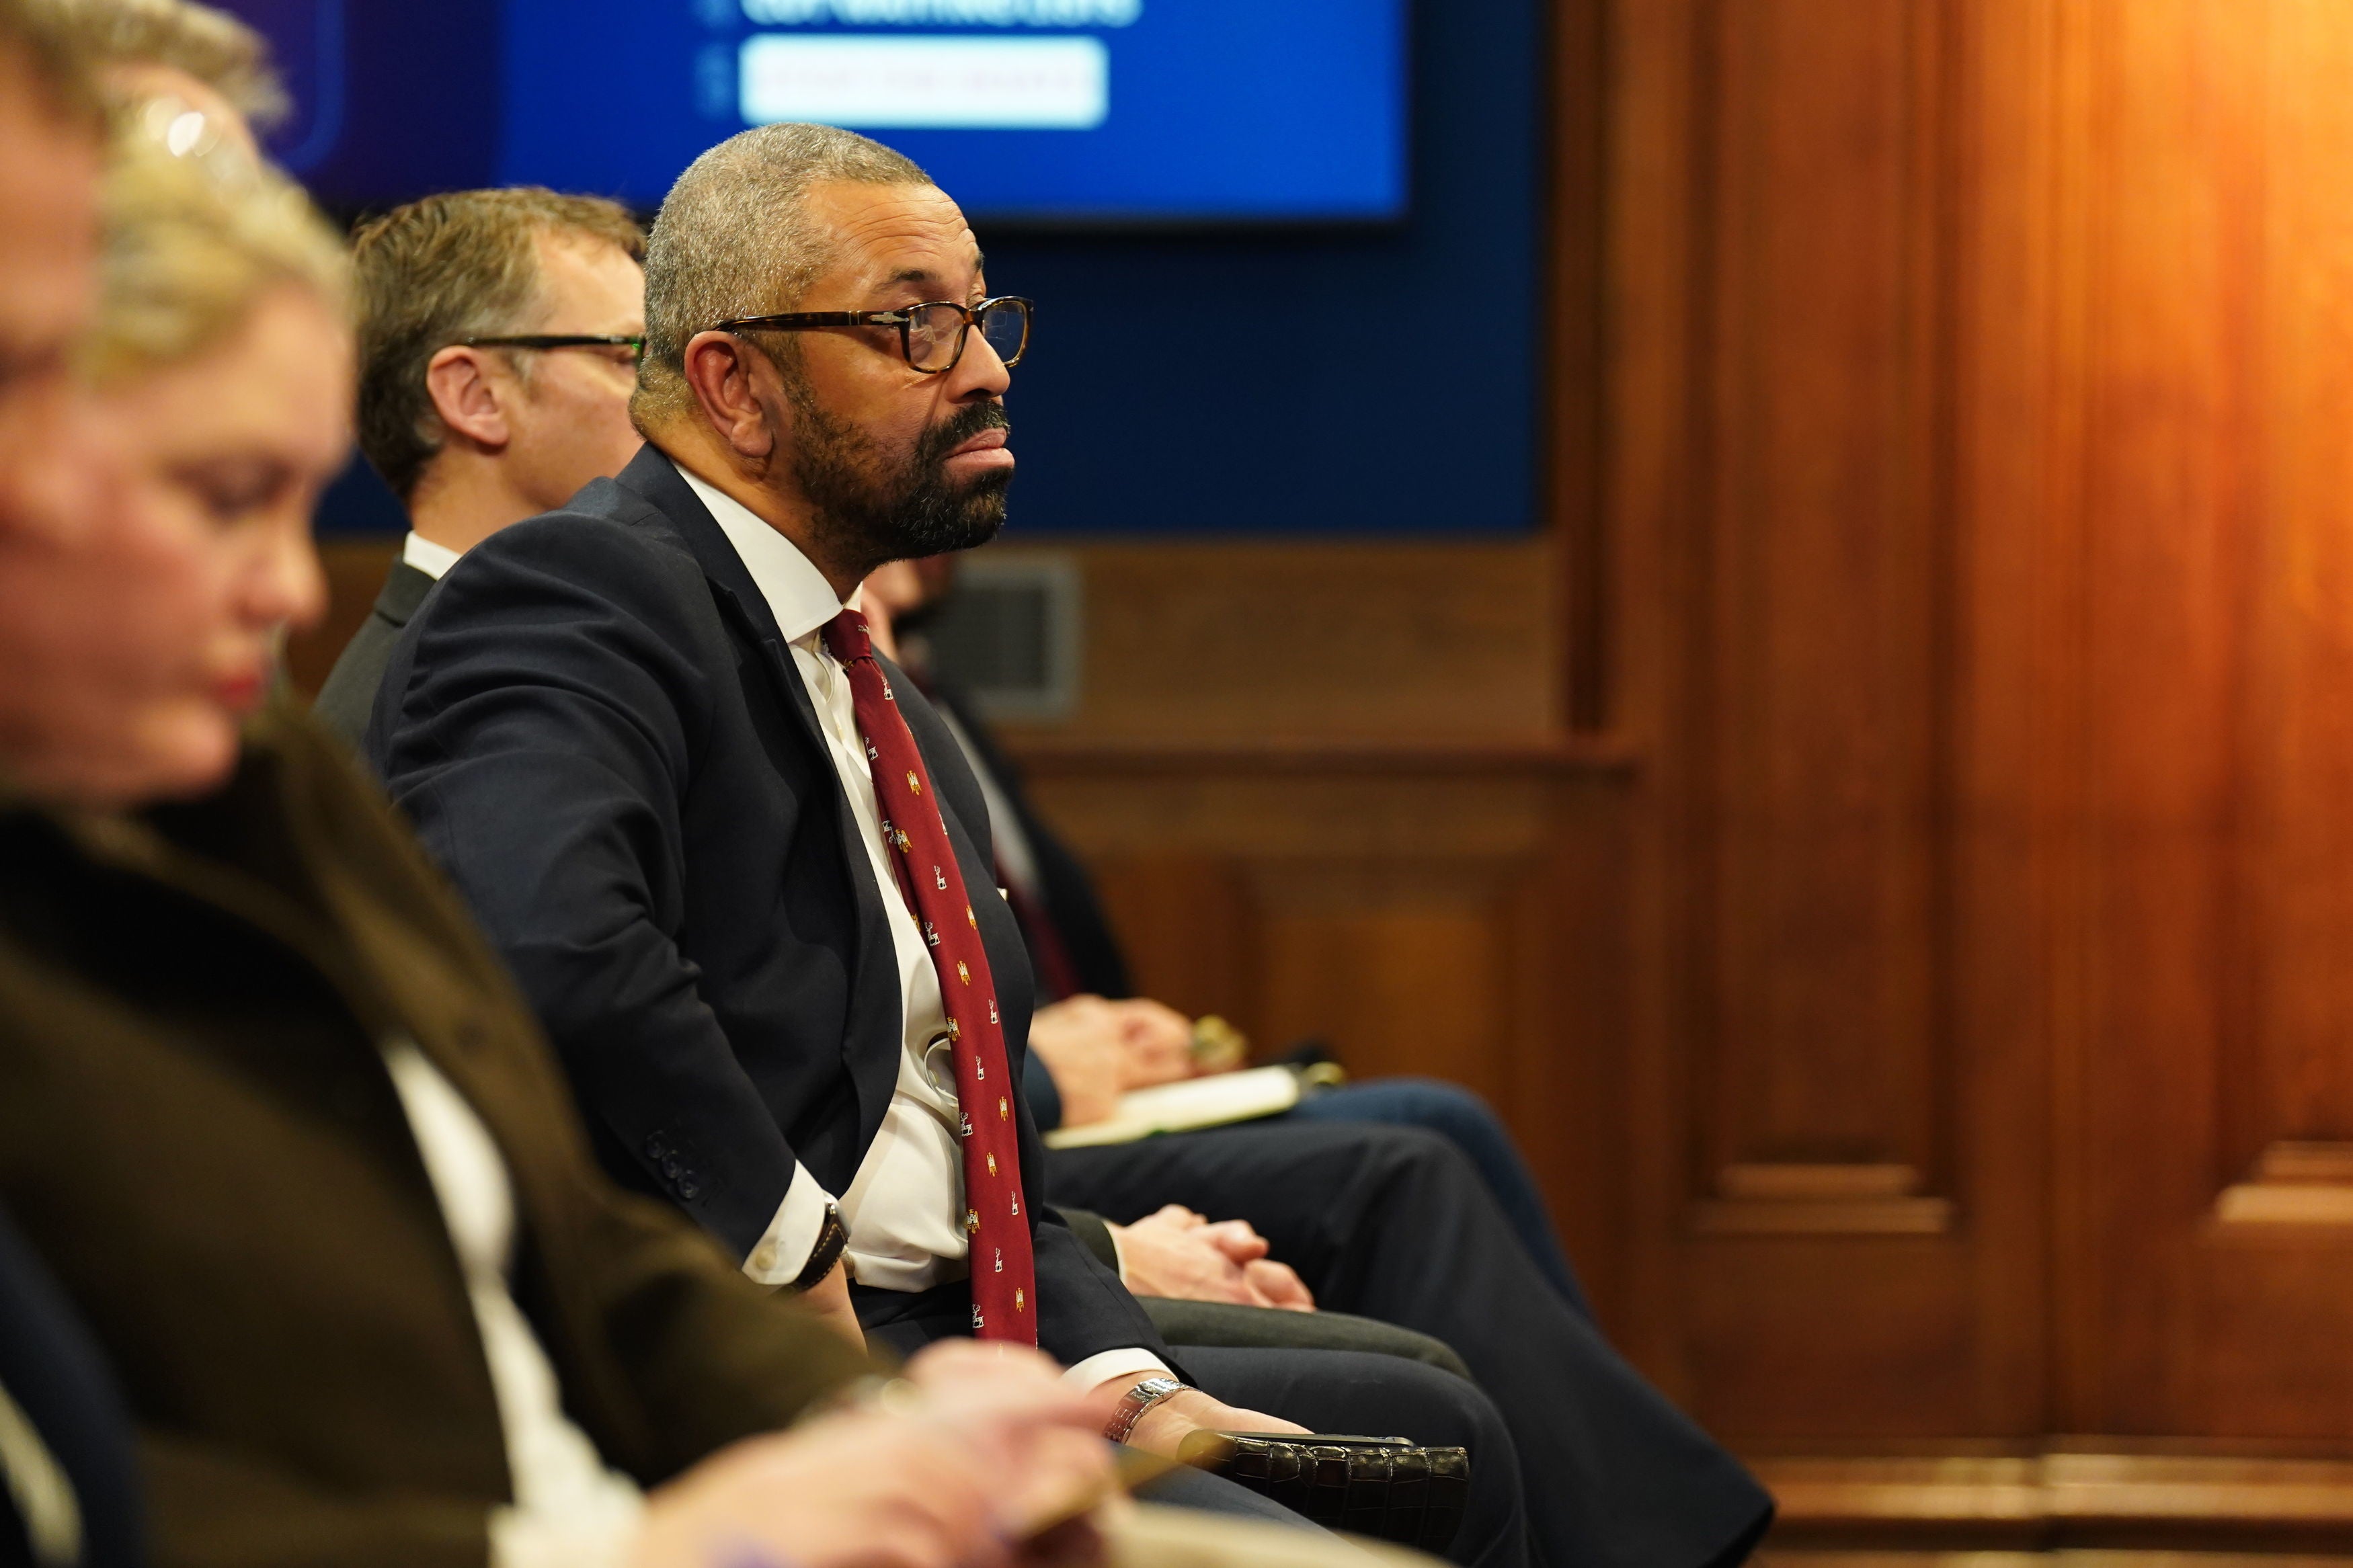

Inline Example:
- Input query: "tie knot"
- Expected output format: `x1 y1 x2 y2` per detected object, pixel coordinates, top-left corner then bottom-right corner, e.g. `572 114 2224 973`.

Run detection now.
822 608 874 665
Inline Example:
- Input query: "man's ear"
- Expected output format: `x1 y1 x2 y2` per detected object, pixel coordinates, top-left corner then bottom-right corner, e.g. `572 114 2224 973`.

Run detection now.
423 346 512 452
680 331 782 462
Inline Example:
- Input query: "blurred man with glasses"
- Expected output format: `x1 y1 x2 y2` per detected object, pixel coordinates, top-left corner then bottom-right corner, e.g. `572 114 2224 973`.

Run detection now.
314 187 647 741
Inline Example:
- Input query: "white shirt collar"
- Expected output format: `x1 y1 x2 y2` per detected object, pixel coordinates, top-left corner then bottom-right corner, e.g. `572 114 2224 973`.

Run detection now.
401 531 465 582
669 459 849 645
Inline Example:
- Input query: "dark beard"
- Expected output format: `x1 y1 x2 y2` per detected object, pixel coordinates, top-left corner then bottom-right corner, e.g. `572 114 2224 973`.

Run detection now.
785 383 1012 574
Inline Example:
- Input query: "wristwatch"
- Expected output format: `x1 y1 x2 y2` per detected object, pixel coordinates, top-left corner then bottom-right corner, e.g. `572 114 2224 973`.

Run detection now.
1103 1375 1189 1444
789 1202 850 1292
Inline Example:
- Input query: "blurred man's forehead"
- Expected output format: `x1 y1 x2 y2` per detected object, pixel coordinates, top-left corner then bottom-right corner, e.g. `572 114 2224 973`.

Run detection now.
532 229 646 326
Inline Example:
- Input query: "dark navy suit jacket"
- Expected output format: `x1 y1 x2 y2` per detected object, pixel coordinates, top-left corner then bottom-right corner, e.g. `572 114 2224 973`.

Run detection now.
364 444 1166 1370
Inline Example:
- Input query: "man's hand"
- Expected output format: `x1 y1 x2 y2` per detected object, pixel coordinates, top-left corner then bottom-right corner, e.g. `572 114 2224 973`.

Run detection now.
633 1341 1117 1568
1107 999 1198 1089
1108 1385 1310 1460
1193 1218 1316 1312
1027 995 1129 1127
1107 1206 1316 1312
794 1257 867 1350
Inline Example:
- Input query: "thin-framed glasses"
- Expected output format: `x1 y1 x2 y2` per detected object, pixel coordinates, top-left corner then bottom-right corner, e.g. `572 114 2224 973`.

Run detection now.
465 333 646 367
712 296 1032 374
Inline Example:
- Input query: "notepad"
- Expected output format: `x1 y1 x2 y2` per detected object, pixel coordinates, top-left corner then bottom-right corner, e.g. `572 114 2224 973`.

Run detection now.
1042 1065 1304 1149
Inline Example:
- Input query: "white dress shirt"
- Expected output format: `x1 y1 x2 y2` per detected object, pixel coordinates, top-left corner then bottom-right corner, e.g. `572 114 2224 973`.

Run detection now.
672 462 1166 1391
401 530 464 581
379 1041 644 1568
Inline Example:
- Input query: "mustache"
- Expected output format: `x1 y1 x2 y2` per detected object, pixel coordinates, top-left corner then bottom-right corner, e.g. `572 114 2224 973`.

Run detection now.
915 402 1012 469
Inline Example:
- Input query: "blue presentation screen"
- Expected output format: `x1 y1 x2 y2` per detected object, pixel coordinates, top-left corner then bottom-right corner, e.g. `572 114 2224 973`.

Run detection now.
482 1 1407 223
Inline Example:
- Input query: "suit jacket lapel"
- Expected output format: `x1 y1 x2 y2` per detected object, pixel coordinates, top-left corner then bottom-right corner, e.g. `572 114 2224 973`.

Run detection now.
375 559 436 629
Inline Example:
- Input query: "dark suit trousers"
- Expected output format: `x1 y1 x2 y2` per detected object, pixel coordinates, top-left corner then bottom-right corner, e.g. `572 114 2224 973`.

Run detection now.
1045 1121 1776 1568
852 1280 1530 1568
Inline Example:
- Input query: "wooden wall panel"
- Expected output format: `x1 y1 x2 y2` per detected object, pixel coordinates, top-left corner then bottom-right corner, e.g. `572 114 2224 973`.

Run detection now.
2060 0 2353 1442
991 540 1564 747
1693 0 1952 1200
1021 750 1642 1323
1608 0 2353 1515
1608 0 2018 1440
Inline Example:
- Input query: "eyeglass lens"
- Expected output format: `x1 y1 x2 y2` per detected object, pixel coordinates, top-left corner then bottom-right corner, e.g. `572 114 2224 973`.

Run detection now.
904 301 1029 372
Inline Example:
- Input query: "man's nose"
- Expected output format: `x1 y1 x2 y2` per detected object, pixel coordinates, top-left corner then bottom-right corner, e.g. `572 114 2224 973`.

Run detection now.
951 325 1014 399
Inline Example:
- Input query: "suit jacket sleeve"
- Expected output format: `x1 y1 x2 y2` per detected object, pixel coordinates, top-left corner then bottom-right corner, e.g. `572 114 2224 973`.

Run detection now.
365 516 809 1260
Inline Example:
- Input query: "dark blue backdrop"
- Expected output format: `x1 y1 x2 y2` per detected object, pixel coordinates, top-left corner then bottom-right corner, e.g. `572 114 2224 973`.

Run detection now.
232 0 1542 538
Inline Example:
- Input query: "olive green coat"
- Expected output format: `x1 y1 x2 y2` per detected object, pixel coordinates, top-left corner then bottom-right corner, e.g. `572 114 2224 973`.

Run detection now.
0 704 873 1568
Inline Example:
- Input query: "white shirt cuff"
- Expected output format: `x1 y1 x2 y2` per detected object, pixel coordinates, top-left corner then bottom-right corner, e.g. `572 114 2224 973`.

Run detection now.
1103 1221 1130 1284
489 1487 644 1568
742 1163 836 1286
1063 1349 1174 1391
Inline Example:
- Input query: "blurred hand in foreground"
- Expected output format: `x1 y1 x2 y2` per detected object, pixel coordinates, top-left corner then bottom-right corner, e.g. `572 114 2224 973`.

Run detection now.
631 1340 1118 1568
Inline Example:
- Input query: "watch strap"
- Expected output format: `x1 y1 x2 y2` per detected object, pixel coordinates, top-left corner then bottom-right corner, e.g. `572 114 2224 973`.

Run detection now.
789 1202 849 1292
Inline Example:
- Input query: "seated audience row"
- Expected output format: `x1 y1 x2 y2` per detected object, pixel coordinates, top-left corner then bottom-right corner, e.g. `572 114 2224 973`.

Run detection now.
0 1 1773 1565
319 119 1769 1568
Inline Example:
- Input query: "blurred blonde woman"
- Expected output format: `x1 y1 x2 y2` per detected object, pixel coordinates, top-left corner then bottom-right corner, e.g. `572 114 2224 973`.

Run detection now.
0 122 1155 1568
63 131 347 804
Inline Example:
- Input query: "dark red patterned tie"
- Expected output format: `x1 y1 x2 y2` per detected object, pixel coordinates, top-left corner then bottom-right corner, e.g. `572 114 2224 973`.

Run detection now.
823 609 1037 1344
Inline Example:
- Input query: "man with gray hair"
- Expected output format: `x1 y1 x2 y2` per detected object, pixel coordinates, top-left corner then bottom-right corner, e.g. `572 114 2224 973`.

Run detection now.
367 123 1537 1563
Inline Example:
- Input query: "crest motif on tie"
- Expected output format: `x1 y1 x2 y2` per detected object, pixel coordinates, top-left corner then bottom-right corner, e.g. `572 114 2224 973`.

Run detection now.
906 770 922 796
959 1112 973 1138
988 999 999 1025
986 1152 998 1176
934 864 948 891
965 1207 980 1233
994 1247 1003 1273
971 1305 984 1330
1014 1288 1025 1313
882 677 895 700
956 960 970 985
864 736 877 761
1010 1191 1021 1216
998 1096 1009 1121
965 903 977 929
895 829 912 852
976 1059 985 1081
923 921 941 948
946 1018 961 1040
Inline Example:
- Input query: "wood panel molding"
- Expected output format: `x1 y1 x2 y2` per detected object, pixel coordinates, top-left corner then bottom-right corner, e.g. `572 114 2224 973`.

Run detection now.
1695 1163 1955 1236
2211 1144 2353 1230
1758 1447 2353 1550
